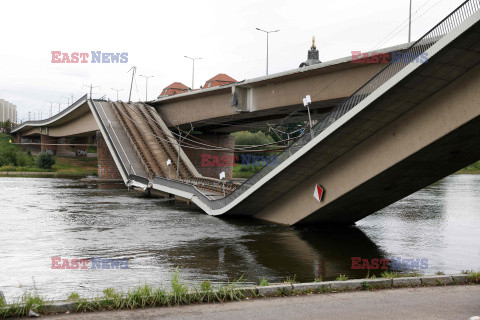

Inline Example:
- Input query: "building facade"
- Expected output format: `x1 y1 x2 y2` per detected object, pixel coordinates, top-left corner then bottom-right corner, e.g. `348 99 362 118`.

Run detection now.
0 99 17 124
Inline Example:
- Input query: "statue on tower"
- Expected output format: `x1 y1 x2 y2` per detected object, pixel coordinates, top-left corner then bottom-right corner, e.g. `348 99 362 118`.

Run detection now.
299 36 321 68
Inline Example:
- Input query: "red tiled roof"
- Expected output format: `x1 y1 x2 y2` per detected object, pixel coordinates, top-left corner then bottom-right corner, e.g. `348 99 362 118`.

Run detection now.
158 82 190 98
204 74 237 84
164 82 189 90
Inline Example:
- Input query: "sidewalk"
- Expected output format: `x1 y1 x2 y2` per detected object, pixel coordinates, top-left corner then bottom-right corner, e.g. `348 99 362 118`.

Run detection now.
43 285 480 320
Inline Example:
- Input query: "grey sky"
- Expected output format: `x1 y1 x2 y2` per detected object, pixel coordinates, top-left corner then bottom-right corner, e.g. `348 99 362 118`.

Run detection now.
0 0 465 122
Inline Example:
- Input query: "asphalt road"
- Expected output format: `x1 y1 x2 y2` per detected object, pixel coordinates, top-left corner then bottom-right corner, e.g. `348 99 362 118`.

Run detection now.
44 285 480 320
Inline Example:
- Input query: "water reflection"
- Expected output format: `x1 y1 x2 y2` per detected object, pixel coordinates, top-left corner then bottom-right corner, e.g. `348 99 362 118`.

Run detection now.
0 175 479 301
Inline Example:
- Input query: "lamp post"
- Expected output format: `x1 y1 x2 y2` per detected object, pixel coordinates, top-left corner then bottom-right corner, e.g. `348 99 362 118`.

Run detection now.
61 96 71 106
167 159 172 180
184 56 202 89
111 88 124 101
255 28 279 75
139 75 154 101
408 0 412 42
303 95 314 140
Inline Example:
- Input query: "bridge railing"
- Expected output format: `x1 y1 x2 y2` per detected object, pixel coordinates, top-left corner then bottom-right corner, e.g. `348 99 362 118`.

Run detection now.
219 0 480 203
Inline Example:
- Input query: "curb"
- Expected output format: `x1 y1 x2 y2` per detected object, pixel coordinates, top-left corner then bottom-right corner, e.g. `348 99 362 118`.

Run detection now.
1 273 477 317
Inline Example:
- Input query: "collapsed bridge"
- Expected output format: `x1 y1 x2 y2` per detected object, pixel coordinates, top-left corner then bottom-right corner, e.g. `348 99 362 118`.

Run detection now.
12 0 480 225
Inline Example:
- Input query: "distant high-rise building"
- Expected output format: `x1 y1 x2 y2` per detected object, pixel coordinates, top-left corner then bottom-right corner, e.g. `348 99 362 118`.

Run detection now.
0 99 17 123
299 37 321 68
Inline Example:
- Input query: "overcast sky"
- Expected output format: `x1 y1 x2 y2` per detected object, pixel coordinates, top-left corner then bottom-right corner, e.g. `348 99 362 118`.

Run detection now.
0 0 465 122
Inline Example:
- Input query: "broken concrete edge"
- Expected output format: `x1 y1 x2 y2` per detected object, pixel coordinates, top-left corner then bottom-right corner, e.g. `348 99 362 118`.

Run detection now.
0 274 477 316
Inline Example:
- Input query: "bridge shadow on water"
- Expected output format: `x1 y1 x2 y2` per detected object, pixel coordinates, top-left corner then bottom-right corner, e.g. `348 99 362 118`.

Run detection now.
153 216 387 284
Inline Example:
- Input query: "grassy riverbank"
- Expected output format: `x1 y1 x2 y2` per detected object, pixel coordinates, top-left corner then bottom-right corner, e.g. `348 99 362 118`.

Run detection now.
0 134 98 178
457 160 480 174
0 270 478 318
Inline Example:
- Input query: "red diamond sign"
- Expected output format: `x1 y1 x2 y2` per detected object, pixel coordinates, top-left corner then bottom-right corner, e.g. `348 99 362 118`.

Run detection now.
313 184 324 202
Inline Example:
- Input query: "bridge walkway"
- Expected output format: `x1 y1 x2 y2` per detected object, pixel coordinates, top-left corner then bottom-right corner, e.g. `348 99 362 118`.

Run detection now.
90 100 236 197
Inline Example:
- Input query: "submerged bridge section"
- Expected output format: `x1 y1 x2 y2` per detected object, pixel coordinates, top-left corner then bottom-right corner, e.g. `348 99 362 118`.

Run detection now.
89 100 238 197
12 0 480 225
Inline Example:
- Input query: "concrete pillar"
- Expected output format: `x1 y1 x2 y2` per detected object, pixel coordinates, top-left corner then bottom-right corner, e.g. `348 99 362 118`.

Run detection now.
96 131 122 179
40 135 58 154
183 133 235 179
56 137 70 156
74 136 89 157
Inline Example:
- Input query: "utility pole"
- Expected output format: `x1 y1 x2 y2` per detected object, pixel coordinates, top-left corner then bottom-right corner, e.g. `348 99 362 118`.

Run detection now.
83 84 100 99
256 28 279 75
139 75 154 101
128 66 136 102
408 0 412 42
111 88 124 101
28 111 31 121
184 56 202 89
57 102 62 113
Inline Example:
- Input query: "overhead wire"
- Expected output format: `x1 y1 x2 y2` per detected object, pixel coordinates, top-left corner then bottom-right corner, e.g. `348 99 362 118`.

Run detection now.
114 102 296 152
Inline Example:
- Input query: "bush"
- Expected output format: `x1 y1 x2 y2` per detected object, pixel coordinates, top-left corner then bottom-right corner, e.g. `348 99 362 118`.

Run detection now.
0 148 30 167
36 152 56 169
233 131 275 147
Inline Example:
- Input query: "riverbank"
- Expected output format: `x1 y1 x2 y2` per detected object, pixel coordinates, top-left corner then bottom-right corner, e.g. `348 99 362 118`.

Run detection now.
40 285 480 320
457 160 480 174
0 156 98 178
0 134 98 178
1 272 478 318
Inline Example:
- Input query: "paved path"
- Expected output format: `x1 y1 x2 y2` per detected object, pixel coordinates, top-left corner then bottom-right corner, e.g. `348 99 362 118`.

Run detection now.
45 285 480 320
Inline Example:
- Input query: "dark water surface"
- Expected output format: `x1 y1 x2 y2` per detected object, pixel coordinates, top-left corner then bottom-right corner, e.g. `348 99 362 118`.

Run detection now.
1 175 479 300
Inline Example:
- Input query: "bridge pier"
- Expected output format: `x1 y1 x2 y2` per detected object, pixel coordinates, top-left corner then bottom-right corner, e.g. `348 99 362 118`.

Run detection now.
96 131 122 180
40 135 57 154
183 133 235 179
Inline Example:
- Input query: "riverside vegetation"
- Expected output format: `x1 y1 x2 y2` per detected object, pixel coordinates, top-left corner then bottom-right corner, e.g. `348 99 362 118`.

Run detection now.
1 270 479 319
0 134 97 177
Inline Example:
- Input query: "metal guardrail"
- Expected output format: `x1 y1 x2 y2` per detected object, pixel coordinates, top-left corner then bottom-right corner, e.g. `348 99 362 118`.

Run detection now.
219 0 480 204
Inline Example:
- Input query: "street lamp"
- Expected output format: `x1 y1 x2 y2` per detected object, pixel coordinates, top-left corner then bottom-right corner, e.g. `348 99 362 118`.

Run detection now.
408 0 412 42
46 101 56 117
303 95 314 140
139 75 154 101
111 88 124 101
255 28 279 75
184 56 202 89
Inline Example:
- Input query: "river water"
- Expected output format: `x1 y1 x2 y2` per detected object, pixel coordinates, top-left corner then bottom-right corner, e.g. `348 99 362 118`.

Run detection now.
0 175 479 300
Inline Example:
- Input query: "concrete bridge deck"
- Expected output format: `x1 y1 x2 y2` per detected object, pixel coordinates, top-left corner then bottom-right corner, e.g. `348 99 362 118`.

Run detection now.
12 0 480 225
